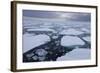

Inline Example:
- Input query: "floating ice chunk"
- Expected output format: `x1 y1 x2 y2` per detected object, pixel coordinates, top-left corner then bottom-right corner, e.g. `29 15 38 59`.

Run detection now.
57 48 90 61
40 25 53 28
27 28 55 33
35 49 48 56
38 56 46 61
23 33 50 53
83 36 91 42
32 55 38 60
81 28 90 33
52 35 59 39
60 28 84 35
61 36 85 47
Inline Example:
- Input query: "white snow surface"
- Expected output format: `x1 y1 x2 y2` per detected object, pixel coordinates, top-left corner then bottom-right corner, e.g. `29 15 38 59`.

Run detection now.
27 28 55 33
61 36 85 47
83 36 91 42
23 33 50 53
35 49 48 56
81 28 90 33
57 48 91 61
60 28 84 35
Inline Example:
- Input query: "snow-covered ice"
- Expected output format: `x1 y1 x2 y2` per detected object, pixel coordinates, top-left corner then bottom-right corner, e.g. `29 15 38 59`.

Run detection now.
83 36 91 42
81 28 90 33
60 28 84 35
27 28 55 32
23 33 50 53
61 36 85 47
38 56 46 61
57 48 91 61
32 55 38 60
35 49 48 56
40 25 53 28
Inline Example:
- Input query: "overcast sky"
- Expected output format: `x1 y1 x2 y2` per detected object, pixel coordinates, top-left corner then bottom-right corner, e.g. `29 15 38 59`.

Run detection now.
23 10 91 22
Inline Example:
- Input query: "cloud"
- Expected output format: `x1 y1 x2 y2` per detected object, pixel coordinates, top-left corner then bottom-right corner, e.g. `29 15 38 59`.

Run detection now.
23 10 91 22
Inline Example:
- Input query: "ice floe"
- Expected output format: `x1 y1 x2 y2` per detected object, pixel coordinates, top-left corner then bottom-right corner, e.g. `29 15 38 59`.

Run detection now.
83 36 91 42
81 28 90 33
35 49 48 56
57 48 91 61
61 36 85 47
27 28 55 32
60 28 84 35
23 33 50 53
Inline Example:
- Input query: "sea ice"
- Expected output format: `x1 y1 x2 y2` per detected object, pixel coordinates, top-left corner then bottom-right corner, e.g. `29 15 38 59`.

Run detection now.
57 48 91 61
61 36 85 47
83 36 91 42
60 28 84 35
23 33 50 53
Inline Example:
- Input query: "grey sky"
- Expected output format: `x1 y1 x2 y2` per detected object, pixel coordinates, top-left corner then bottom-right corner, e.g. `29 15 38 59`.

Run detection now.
23 10 91 22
